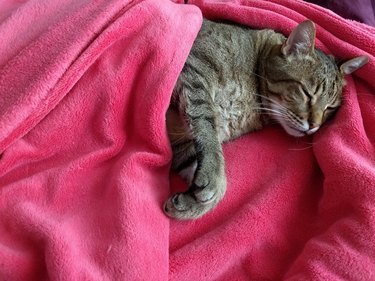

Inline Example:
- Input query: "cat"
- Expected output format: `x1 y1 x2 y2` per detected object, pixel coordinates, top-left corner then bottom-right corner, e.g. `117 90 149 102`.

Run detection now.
163 19 368 220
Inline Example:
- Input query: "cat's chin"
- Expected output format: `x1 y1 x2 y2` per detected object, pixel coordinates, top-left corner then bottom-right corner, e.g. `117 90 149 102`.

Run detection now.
281 124 306 137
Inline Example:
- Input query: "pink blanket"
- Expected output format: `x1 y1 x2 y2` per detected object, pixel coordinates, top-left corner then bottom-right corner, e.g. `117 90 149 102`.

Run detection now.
0 0 374 280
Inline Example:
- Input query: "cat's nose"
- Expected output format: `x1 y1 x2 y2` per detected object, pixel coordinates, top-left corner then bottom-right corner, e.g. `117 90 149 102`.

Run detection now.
306 121 320 135
308 121 319 129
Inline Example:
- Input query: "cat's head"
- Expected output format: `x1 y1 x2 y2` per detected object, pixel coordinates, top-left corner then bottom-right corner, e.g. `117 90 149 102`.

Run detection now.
261 20 368 137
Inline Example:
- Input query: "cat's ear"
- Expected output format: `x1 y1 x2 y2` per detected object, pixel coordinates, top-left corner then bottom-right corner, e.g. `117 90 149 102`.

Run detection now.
340 55 369 75
281 20 316 57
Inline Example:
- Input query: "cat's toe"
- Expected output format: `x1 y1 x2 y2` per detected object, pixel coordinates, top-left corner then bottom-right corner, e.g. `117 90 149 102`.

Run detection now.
193 188 216 204
164 193 191 213
170 194 188 211
163 192 207 220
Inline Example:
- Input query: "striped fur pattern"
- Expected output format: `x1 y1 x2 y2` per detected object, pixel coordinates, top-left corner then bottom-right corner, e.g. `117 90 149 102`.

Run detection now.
163 20 368 220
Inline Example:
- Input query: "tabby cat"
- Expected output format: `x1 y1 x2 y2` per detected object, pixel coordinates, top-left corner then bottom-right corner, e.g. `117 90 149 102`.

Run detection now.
163 19 368 220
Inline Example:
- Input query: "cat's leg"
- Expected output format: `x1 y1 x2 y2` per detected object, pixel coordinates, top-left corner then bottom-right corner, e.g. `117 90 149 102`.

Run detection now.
164 89 226 220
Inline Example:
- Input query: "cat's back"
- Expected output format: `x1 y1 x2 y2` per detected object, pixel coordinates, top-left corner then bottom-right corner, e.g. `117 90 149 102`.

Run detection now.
189 20 255 70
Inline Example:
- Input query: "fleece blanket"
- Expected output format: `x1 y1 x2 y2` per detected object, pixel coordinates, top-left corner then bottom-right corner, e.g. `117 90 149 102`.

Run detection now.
0 0 374 280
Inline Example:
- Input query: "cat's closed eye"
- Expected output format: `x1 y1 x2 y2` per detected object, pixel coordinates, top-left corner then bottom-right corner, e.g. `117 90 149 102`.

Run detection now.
301 88 312 100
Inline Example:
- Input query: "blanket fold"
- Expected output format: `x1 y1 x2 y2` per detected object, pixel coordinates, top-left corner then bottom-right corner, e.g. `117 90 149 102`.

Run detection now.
0 0 374 280
0 0 201 280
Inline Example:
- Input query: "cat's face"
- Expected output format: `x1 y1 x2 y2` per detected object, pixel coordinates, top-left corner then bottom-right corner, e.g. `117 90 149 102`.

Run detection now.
262 20 368 137
263 49 344 137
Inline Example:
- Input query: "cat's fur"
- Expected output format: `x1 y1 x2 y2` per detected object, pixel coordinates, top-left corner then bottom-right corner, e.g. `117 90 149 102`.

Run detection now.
164 19 368 220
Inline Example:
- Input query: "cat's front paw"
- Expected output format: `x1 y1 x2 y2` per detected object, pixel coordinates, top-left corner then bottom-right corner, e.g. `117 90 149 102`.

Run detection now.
163 177 226 220
163 192 211 220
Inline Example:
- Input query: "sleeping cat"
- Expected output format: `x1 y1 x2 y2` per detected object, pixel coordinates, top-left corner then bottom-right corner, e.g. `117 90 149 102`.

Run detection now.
163 19 368 220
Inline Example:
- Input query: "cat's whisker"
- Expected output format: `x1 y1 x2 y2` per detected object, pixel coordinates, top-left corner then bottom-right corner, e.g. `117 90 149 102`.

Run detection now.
247 71 269 82
170 133 191 145
256 112 283 118
292 137 323 149
168 132 187 136
268 113 289 120
252 93 274 102
169 133 189 142
251 107 288 118
252 93 290 111
262 108 290 121
258 111 288 120
270 102 290 113
288 145 313 151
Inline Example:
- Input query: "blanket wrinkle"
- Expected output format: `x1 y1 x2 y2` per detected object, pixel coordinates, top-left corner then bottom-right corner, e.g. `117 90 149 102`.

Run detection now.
0 0 375 280
0 0 202 280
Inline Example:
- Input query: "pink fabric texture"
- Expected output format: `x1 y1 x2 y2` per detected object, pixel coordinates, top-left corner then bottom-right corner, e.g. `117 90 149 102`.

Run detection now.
0 0 374 280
